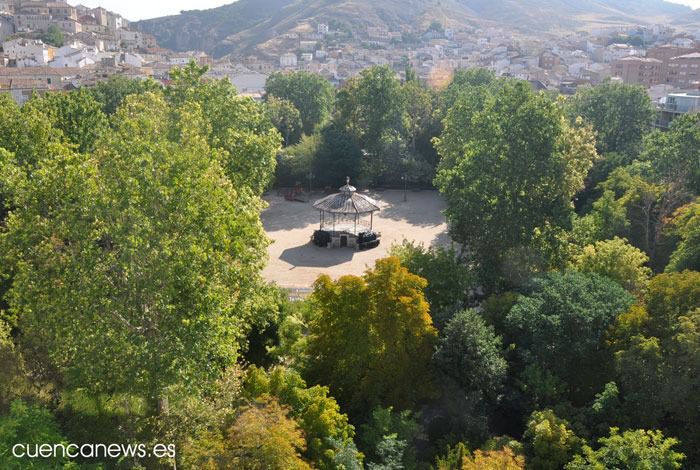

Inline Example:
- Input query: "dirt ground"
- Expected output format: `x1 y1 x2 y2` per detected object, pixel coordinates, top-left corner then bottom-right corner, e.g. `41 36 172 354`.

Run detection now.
261 189 450 288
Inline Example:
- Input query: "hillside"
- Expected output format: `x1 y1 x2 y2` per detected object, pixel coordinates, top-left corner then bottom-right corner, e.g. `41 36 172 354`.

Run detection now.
134 0 692 58
674 7 700 28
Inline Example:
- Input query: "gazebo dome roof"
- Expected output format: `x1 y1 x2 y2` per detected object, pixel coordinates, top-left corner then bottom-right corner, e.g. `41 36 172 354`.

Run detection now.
313 178 380 214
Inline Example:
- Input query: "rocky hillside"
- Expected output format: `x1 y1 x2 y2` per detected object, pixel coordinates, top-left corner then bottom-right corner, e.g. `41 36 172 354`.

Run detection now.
134 0 693 58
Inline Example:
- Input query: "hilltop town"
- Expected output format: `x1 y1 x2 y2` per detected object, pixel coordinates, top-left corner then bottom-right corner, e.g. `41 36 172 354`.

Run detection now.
1 0 699 121
0 0 213 102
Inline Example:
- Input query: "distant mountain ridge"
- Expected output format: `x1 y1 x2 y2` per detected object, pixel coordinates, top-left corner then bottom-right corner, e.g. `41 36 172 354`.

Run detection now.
134 0 693 58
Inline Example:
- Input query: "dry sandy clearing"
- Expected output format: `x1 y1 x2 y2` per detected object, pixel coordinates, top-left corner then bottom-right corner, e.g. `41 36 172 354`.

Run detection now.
261 189 450 288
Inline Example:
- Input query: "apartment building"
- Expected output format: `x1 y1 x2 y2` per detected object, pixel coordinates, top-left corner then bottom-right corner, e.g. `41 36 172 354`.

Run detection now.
667 52 700 88
612 56 663 86
647 44 699 81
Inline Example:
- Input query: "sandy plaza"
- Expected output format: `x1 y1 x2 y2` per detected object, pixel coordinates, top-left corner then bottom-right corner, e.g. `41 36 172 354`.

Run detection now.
261 189 451 288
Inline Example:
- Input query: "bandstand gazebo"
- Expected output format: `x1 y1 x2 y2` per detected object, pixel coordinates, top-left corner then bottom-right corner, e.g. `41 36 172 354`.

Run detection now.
312 178 381 249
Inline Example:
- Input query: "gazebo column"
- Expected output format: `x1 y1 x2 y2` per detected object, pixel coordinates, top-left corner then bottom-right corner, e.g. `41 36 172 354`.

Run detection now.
370 212 373 232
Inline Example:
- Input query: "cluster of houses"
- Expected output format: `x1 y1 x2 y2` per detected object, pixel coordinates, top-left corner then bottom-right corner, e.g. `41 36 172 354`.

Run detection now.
0 1 222 104
1 1 699 127
260 20 700 126
0 1 137 42
267 21 700 92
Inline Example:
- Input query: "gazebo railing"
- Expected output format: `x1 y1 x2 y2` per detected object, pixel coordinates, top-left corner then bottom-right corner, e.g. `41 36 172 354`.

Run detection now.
320 218 372 235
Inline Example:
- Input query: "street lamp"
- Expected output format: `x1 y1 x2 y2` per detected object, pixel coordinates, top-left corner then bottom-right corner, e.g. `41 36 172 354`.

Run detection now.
307 172 315 194
401 173 407 202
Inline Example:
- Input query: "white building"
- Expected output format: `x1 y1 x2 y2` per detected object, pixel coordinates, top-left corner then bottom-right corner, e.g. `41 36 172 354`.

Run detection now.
50 49 94 68
279 52 297 68
604 43 641 63
107 11 123 30
117 28 143 50
0 13 13 42
673 37 695 48
229 71 267 94
50 41 97 68
3 38 54 66
0 1 16 14
168 53 191 65
121 52 143 68
317 23 328 35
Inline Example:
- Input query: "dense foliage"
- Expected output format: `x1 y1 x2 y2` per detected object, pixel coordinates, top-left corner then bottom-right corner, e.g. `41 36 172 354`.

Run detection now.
1 63 698 469
305 257 437 416
435 80 597 289
266 71 335 135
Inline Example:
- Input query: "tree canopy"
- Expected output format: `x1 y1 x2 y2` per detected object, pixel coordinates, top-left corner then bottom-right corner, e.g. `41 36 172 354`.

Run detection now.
505 271 634 405
306 257 437 415
266 71 335 135
433 309 507 396
566 428 684 470
567 81 656 156
571 237 652 294
435 80 598 289
0 69 280 409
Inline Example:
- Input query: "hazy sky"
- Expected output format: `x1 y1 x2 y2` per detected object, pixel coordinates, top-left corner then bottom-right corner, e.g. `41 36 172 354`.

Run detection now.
79 0 700 21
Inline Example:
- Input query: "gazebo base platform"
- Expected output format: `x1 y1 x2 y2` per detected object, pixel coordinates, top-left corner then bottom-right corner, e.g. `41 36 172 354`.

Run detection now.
312 230 381 250
331 232 357 249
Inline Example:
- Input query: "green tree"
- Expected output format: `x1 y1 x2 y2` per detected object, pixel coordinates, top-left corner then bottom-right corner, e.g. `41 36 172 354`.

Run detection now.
367 434 407 470
227 396 312 470
611 272 700 462
156 366 245 469
0 93 68 169
506 272 634 405
571 237 652 294
336 65 407 182
566 428 684 470
402 80 434 155
166 61 281 196
0 320 30 413
567 81 656 156
523 409 581 470
0 400 74 469
306 257 437 415
0 93 273 407
435 81 598 289
433 309 507 396
266 96 303 146
41 25 64 47
277 133 320 187
266 71 335 135
313 124 363 188
243 366 359 469
666 199 700 272
390 240 472 327
573 189 630 245
589 166 687 268
90 74 162 115
25 88 109 153
641 113 700 194
359 406 421 468
439 68 496 118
